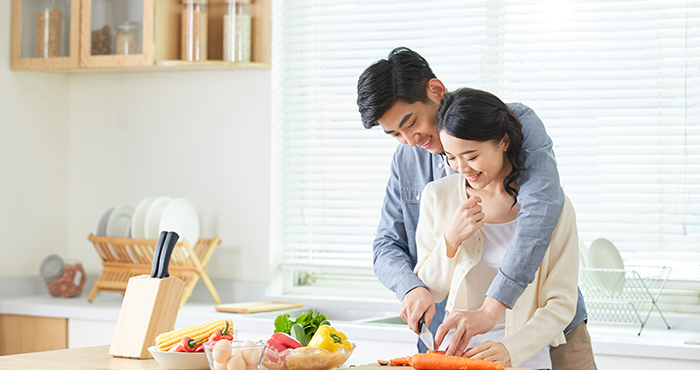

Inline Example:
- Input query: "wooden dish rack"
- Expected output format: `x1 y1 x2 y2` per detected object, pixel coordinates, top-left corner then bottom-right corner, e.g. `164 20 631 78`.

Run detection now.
87 234 222 307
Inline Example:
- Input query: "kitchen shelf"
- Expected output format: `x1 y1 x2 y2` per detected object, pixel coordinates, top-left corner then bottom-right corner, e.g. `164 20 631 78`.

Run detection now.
11 0 270 72
579 265 672 335
87 234 222 307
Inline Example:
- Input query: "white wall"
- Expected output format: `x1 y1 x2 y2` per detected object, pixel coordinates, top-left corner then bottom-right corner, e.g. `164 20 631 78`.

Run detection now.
0 2 272 283
0 1 71 276
67 70 272 282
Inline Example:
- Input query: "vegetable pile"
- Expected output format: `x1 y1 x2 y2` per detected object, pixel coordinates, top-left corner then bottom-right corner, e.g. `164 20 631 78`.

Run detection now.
263 310 355 370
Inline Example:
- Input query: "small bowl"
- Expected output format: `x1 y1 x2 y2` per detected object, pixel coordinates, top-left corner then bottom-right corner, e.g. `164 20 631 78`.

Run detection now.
147 346 209 370
262 345 356 370
203 340 267 370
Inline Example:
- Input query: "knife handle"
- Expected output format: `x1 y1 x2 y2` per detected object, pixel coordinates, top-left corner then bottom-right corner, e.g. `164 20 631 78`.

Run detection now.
151 231 168 278
157 231 179 278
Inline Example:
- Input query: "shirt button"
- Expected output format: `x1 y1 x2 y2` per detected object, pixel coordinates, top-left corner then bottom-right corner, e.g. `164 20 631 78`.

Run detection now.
416 195 420 201
438 163 443 168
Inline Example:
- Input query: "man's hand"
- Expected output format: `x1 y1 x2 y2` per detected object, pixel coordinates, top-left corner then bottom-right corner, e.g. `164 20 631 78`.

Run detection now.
465 341 511 366
400 287 435 335
434 297 507 356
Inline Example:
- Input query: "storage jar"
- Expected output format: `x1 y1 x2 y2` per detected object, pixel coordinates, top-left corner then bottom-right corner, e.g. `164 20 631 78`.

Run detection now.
181 0 208 61
223 0 251 63
40 255 87 298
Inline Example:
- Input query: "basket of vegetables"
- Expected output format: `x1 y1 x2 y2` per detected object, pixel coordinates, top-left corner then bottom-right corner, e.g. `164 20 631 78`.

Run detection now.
262 311 355 370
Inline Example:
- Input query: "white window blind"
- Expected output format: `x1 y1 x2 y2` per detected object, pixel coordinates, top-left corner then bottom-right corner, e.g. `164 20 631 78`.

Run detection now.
270 0 700 298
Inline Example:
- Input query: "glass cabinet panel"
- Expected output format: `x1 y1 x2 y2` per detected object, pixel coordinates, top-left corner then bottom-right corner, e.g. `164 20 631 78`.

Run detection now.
89 0 143 56
20 0 72 58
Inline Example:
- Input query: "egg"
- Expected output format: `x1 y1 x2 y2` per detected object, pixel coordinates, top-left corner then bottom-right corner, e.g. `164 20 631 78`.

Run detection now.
226 353 246 370
213 340 232 363
230 341 241 357
213 360 228 370
240 340 260 365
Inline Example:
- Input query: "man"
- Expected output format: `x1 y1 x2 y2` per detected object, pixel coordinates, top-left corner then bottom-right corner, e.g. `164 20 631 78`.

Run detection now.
356 47 596 369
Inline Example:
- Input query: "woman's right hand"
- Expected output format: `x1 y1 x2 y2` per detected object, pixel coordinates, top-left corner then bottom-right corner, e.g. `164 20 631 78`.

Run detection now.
443 196 484 257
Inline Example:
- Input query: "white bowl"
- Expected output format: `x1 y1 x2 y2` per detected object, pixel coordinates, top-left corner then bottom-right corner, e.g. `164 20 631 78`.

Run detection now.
148 346 209 370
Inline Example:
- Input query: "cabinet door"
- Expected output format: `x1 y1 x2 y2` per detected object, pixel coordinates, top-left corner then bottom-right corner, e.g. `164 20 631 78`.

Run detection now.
0 314 67 355
79 0 154 68
11 0 81 70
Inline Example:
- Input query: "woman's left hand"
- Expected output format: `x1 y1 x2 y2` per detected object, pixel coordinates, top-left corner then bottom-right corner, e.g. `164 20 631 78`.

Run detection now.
464 341 511 367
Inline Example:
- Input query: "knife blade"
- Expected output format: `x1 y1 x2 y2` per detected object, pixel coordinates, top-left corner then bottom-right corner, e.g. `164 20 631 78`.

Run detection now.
157 231 179 278
150 231 169 278
418 315 434 351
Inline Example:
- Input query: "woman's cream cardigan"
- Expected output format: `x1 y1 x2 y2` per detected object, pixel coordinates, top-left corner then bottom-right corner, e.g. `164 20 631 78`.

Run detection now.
414 174 579 367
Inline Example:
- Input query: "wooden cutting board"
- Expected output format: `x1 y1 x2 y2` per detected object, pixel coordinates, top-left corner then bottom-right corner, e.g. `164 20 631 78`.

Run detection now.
215 301 304 313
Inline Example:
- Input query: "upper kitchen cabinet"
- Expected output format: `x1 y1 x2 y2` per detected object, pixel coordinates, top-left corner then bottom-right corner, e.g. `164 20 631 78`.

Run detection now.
11 0 81 70
10 0 271 71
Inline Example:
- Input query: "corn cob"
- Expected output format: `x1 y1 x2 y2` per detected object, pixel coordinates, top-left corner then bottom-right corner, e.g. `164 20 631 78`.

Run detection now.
155 318 234 351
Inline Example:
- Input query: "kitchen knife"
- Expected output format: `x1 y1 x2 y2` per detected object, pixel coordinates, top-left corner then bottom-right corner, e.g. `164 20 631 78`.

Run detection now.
150 231 169 278
418 315 434 351
157 231 179 278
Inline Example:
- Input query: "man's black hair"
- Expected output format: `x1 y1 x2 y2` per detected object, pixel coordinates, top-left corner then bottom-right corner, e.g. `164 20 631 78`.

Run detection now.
356 47 437 129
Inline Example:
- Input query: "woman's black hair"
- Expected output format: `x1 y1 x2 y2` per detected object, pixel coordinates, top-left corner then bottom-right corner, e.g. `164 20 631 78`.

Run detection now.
436 88 525 206
356 47 436 129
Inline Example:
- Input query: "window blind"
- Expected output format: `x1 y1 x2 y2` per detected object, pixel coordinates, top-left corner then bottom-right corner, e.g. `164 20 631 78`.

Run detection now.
270 0 700 297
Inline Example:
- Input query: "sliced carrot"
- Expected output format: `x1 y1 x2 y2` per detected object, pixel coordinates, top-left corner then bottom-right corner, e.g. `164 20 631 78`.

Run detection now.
410 353 504 370
389 355 412 366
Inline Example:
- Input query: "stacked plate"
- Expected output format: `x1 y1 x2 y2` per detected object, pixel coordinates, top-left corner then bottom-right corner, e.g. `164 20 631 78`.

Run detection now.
95 197 200 245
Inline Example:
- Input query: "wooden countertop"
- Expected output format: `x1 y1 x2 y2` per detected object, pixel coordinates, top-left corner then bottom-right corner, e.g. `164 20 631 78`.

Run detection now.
0 346 162 370
0 345 532 370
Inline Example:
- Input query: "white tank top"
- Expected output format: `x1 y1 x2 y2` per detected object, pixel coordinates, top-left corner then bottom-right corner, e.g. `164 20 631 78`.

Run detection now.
456 220 552 370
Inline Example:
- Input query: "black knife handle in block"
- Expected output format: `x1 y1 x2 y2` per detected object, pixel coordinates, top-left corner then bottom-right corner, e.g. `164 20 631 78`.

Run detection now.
151 231 169 278
157 231 179 278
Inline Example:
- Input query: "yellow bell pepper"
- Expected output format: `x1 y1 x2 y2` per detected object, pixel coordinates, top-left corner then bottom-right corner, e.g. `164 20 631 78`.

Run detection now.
307 325 352 352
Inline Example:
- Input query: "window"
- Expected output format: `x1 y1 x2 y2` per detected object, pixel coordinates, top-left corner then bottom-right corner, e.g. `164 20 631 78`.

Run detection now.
270 0 700 303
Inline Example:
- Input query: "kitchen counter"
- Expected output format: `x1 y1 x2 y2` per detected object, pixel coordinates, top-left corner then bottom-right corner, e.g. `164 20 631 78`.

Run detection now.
0 345 537 370
2 276 699 369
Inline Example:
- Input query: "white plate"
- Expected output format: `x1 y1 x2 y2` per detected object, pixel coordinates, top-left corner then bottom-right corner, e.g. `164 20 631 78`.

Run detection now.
147 346 208 370
96 207 115 236
106 205 134 238
588 238 625 296
144 196 172 240
578 239 588 269
159 198 200 247
131 196 156 239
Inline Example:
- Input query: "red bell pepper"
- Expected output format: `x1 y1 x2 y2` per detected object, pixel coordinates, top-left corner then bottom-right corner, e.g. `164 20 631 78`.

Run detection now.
169 336 204 352
266 332 301 353
209 321 234 342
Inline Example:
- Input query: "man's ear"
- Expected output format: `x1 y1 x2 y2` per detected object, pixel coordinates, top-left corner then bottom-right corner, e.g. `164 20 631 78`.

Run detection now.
427 78 446 102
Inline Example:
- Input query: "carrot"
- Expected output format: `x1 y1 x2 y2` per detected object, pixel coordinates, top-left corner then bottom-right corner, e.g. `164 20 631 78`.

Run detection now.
389 355 412 366
410 353 504 370
427 350 447 355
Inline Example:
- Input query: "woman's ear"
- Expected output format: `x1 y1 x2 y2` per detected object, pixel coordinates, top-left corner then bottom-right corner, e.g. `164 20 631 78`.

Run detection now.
501 133 511 151
427 78 446 103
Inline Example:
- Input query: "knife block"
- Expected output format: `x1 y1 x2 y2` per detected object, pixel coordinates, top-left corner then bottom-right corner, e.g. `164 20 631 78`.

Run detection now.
109 275 185 359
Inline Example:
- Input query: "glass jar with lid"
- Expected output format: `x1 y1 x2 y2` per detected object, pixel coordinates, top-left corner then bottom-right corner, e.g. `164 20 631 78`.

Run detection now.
35 0 63 58
223 0 251 63
40 255 87 298
181 0 208 61
115 21 141 55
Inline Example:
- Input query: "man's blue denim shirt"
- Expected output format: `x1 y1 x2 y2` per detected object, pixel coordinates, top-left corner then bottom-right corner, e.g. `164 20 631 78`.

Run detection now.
372 103 587 343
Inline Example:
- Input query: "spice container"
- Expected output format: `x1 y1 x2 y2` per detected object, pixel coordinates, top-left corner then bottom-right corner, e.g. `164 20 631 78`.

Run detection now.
223 0 251 63
36 6 62 58
116 22 141 55
181 0 208 61
40 255 87 298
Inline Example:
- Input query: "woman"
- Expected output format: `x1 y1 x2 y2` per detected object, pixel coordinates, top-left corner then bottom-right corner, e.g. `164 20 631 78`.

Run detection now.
413 88 579 369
